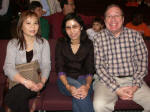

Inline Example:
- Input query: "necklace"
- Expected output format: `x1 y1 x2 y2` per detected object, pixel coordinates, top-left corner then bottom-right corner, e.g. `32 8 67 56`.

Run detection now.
71 43 80 54
71 39 80 45
26 38 35 51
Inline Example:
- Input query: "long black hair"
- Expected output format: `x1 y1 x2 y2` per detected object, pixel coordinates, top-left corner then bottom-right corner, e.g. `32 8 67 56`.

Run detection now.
61 12 88 44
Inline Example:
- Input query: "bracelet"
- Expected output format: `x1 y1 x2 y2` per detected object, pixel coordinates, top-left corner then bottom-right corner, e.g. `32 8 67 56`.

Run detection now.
23 79 28 85
65 84 70 89
86 84 90 89
40 81 45 86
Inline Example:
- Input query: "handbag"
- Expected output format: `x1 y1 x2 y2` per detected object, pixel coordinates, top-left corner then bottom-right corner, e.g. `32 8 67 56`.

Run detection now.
9 60 41 89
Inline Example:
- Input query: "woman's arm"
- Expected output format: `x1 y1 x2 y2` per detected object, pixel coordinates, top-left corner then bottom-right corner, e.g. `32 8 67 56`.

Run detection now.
78 41 95 98
3 40 19 81
3 40 38 90
55 39 70 89
36 39 51 91
85 75 93 89
78 75 93 99
84 40 95 78
59 74 81 99
59 74 70 90
14 73 38 90
40 39 51 83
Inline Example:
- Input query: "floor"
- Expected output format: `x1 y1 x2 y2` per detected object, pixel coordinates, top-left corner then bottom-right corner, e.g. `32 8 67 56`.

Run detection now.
36 110 143 112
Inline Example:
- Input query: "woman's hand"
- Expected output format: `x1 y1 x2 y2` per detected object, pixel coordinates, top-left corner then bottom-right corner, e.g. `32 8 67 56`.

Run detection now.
23 79 45 92
30 82 45 92
66 84 90 99
66 84 81 99
23 79 38 91
77 85 90 99
36 82 45 91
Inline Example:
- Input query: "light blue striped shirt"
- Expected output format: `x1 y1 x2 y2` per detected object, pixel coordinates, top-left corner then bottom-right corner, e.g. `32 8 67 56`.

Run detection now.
41 0 50 16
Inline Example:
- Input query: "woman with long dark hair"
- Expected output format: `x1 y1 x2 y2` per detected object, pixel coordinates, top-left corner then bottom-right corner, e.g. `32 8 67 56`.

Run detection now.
55 13 95 112
3 10 51 112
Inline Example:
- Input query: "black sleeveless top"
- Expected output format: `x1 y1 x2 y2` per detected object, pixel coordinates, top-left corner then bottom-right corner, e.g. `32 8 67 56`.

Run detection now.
26 50 33 63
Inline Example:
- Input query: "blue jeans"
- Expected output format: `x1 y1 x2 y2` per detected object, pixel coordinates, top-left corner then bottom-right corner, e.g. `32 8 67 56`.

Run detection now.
57 77 94 112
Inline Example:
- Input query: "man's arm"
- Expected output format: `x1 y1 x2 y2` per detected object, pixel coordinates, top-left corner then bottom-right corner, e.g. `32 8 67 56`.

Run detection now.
132 33 148 87
93 34 120 92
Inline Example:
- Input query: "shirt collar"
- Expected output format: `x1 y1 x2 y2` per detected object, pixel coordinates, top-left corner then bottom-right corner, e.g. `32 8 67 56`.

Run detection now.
105 27 125 38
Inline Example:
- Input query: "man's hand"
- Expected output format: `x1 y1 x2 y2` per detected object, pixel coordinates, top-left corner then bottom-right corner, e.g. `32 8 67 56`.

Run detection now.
131 86 139 94
116 86 139 100
42 9 47 15
116 86 133 100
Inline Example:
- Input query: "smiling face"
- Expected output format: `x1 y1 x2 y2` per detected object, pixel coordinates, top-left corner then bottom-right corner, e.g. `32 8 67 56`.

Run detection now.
104 6 124 37
65 19 81 40
22 16 39 38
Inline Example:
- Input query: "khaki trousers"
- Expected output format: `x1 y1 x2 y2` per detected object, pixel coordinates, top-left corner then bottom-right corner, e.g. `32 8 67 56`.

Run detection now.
93 77 150 112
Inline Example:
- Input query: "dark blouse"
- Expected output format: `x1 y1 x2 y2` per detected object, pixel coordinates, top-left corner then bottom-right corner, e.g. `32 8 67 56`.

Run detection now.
26 50 33 63
55 38 95 79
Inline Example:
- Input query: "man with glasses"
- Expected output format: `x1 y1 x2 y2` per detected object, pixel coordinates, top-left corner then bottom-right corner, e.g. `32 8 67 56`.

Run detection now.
93 4 150 112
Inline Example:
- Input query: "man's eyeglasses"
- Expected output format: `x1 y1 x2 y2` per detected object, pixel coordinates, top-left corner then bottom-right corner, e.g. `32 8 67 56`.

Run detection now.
105 15 122 19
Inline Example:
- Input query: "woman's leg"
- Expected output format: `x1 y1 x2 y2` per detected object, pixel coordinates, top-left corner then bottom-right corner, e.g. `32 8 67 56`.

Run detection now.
57 77 94 112
72 77 94 112
57 78 72 96
5 84 37 112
